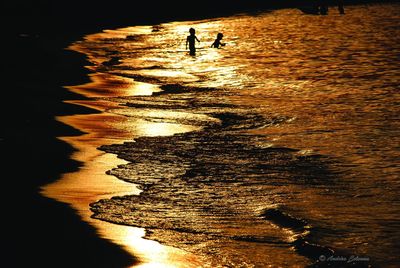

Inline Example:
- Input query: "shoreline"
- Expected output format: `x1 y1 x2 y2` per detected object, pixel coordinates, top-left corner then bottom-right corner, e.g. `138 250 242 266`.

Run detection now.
3 31 202 267
3 2 394 266
2 34 137 268
41 93 204 266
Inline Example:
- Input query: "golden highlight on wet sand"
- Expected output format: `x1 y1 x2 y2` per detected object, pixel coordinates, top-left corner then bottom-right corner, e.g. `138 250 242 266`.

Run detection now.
41 74 203 267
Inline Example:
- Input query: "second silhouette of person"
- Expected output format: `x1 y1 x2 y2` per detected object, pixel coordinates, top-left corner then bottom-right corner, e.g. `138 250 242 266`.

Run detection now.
186 28 200 56
211 33 225 48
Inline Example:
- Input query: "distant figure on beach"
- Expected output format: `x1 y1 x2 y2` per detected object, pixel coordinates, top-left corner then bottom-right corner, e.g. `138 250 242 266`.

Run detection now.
318 0 329 15
299 1 328 15
337 0 345 14
319 5 328 15
186 28 200 56
211 33 225 48
299 0 344 15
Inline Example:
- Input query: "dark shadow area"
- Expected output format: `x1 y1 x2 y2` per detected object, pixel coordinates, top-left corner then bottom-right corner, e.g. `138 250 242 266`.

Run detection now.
2 0 396 37
1 33 137 268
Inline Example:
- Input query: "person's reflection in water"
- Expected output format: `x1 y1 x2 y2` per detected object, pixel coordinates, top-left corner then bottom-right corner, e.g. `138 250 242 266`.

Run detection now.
186 28 200 56
211 33 225 48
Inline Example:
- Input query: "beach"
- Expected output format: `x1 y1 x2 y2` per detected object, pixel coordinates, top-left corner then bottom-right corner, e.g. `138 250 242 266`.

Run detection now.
2 1 399 267
2 3 267 267
2 32 139 267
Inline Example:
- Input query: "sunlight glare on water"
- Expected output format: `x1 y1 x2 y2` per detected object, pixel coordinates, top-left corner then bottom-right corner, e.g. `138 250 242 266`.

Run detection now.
70 4 400 267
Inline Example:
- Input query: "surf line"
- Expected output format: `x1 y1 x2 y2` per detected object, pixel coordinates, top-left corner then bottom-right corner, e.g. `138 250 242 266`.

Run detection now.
40 45 204 268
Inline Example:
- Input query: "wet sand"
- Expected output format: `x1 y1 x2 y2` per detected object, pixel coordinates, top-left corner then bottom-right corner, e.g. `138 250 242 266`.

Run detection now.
2 34 136 268
2 30 202 267
41 83 204 267
1 5 241 267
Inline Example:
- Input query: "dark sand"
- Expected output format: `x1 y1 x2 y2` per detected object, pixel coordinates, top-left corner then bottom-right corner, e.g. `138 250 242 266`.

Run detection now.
1 32 138 267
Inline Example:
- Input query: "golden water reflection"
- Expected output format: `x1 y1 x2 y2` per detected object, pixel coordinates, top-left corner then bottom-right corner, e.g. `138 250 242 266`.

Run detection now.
68 73 161 97
44 4 400 266
41 81 205 267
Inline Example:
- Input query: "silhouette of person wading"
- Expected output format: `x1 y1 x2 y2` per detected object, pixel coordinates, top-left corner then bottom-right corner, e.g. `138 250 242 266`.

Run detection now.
211 33 225 48
186 28 200 56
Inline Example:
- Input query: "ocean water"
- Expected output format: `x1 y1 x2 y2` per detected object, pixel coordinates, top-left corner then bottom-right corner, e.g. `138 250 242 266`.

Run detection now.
70 4 399 267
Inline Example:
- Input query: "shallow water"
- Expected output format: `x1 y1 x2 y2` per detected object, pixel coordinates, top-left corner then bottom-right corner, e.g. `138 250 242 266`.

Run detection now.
70 4 399 267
